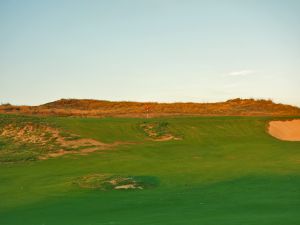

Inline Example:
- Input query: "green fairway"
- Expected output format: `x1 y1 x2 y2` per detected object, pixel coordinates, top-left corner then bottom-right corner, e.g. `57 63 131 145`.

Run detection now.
0 115 300 225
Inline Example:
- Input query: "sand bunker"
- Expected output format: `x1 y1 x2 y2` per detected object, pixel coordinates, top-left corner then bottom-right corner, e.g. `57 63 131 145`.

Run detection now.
268 119 300 141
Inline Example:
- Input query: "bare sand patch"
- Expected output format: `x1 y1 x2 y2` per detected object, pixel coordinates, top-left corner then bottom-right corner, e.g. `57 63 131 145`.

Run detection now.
268 119 300 141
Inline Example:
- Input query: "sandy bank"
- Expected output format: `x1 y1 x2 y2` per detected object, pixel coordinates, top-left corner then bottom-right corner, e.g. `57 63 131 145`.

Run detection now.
268 119 300 141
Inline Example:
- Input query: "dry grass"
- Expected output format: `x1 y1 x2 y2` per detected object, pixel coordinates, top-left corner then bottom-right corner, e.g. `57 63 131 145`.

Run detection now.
1 98 300 117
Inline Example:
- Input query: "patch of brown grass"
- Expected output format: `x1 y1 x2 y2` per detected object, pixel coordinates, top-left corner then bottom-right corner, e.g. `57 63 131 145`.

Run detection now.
1 98 300 117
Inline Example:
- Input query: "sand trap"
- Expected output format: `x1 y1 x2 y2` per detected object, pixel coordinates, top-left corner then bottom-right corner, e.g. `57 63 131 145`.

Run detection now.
268 119 300 141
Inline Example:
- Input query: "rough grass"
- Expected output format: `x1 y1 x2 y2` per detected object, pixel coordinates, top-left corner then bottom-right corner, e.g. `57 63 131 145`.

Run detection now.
139 121 182 142
1 98 300 117
0 115 112 162
0 138 39 162
73 174 159 190
0 115 300 224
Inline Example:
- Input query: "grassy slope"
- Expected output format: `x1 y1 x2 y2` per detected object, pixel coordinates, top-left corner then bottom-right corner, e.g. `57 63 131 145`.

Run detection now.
0 115 300 224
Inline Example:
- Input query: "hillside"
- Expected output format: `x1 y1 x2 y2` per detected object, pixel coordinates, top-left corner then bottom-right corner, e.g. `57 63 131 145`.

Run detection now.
1 98 300 117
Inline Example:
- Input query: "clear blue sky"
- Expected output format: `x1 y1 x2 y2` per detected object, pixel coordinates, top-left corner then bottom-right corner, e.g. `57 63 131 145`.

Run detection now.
1 0 300 106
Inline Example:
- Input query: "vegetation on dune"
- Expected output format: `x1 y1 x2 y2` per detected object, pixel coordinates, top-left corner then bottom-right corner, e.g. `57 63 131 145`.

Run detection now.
1 98 300 117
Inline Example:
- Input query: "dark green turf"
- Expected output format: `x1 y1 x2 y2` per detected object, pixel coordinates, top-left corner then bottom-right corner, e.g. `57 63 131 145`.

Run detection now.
0 115 300 224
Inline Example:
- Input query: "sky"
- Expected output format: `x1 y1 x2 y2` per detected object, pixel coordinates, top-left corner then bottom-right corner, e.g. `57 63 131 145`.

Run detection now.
0 0 300 106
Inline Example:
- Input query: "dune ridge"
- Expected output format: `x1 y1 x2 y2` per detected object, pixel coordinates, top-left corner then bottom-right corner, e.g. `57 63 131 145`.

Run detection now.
1 98 300 117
